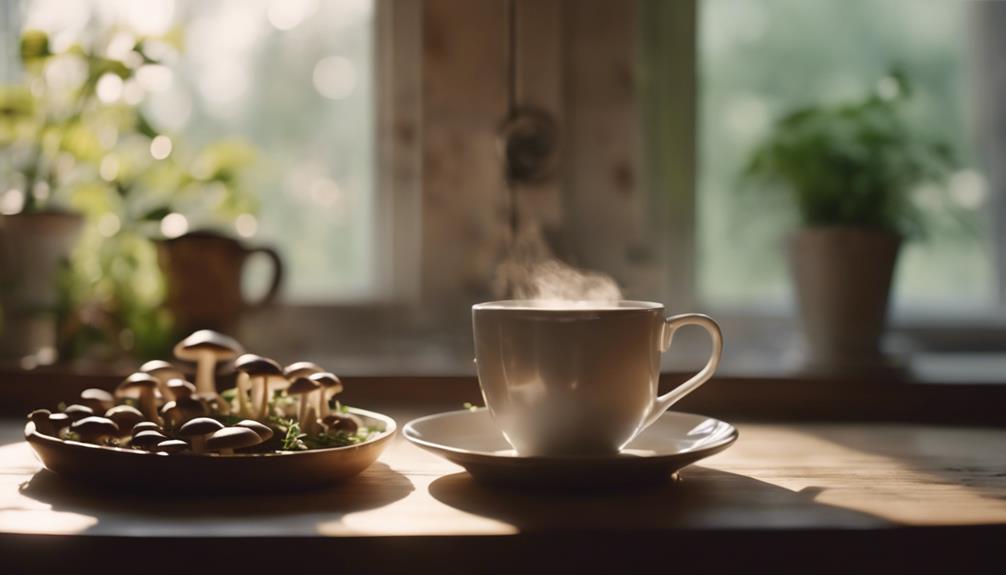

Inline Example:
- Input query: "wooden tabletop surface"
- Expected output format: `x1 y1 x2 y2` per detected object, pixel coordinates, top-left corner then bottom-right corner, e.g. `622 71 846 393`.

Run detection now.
1 408 1004 571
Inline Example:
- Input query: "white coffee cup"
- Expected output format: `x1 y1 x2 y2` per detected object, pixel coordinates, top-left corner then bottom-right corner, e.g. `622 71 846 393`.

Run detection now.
472 300 723 456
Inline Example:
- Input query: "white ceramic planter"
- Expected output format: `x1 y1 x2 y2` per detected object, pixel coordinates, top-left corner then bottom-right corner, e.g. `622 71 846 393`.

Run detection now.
0 211 83 361
788 227 902 372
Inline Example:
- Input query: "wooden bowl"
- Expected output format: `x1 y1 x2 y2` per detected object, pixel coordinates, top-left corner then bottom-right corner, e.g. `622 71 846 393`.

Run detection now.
24 408 397 493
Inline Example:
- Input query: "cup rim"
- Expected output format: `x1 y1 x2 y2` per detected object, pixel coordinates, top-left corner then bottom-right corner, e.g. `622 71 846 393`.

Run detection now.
472 300 663 312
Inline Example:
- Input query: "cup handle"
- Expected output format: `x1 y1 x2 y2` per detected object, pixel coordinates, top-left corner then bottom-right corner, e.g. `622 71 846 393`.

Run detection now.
243 246 284 308
642 313 723 429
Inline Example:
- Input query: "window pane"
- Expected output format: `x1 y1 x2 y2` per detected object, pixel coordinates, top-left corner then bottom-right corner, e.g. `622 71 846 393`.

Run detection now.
23 0 377 302
698 0 993 309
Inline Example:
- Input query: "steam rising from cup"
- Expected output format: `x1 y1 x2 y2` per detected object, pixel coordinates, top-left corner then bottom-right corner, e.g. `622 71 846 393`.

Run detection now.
494 224 622 306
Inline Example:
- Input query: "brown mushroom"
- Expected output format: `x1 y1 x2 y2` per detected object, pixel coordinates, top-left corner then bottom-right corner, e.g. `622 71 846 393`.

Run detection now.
322 413 361 434
235 419 275 442
156 439 189 454
131 421 162 435
205 426 264 455
231 371 253 418
177 417 225 453
308 372 343 420
28 409 53 436
283 361 324 380
116 372 161 423
71 416 120 445
235 354 287 419
173 330 242 405
64 404 95 422
105 405 145 432
167 379 197 400
78 388 115 413
48 412 72 437
131 430 168 450
160 397 210 427
286 377 320 430
139 359 184 399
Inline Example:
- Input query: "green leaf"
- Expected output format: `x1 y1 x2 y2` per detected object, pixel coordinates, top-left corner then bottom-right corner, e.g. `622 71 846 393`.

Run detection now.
134 112 159 140
20 30 50 63
739 69 956 238
138 206 172 222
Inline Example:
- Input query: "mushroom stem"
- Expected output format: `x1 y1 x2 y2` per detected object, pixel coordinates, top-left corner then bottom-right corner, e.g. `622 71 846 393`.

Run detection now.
304 406 323 435
236 372 252 418
298 394 310 429
317 389 329 420
210 394 230 415
259 377 271 419
195 354 216 396
155 379 172 402
139 389 160 424
191 435 207 453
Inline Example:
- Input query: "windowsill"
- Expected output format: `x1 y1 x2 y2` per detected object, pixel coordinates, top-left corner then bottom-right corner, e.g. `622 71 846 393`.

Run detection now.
18 302 1006 381
4 304 1005 424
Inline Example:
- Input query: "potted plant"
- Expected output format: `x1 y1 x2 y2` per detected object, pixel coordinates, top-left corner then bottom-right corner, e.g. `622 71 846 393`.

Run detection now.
0 30 92 363
2 27 260 364
742 71 955 372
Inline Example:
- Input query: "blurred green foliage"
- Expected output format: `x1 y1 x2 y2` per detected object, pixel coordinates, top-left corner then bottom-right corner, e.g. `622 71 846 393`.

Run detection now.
698 0 989 306
1 27 258 361
742 71 956 238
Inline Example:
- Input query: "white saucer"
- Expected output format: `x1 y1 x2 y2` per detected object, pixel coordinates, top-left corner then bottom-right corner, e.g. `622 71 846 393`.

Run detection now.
403 409 738 488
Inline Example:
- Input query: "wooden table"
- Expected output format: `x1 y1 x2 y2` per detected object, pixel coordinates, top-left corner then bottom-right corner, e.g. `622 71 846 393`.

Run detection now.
0 406 1003 573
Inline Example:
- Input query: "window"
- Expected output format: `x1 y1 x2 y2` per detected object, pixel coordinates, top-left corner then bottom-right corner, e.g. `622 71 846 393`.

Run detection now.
20 0 379 302
3 0 1003 374
698 0 993 313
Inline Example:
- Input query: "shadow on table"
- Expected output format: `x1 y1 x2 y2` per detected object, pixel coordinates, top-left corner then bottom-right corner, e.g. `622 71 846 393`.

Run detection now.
18 462 414 521
429 465 887 531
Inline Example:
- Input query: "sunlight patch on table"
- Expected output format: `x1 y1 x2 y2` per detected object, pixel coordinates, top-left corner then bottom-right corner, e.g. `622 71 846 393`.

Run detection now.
0 509 97 534
708 424 1006 526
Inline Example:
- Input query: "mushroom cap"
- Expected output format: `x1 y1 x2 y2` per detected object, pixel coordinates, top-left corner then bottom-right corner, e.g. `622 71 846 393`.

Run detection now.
116 372 160 399
79 388 115 412
206 426 263 452
167 378 197 399
322 413 360 433
309 372 343 392
48 412 71 429
64 404 95 421
173 330 243 362
131 421 162 434
131 429 168 449
283 361 324 380
287 377 319 396
28 408 51 421
235 354 284 378
139 359 184 381
71 416 120 440
156 439 189 454
235 419 275 442
105 405 145 430
28 409 52 434
161 397 210 424
177 417 225 437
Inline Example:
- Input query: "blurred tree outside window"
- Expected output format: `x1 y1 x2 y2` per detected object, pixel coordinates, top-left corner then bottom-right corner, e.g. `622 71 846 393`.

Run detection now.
13 0 377 303
698 0 992 312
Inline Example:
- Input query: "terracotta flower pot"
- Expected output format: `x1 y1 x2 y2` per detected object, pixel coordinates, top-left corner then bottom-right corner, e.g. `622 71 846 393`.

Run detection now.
0 211 83 362
787 227 902 372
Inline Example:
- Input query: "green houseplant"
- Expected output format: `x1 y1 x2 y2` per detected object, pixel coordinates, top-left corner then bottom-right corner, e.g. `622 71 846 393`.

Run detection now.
1 28 258 364
743 72 955 371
